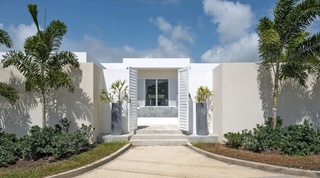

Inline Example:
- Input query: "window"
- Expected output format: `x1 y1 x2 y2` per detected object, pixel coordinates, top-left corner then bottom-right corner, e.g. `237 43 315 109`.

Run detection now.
145 79 168 106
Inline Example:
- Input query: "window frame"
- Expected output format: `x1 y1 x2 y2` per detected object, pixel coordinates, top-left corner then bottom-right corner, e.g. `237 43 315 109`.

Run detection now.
145 79 169 106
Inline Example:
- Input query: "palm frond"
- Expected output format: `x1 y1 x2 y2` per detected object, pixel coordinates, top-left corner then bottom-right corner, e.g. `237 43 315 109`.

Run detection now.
28 4 41 33
284 0 320 42
46 70 75 92
274 0 299 41
291 33 320 61
0 29 13 48
0 82 19 105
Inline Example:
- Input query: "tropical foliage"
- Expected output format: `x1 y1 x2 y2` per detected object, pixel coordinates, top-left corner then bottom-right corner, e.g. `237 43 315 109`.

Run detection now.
0 29 19 105
1 4 79 127
0 118 94 167
100 79 128 103
195 86 213 103
224 117 320 156
257 0 320 128
0 29 13 48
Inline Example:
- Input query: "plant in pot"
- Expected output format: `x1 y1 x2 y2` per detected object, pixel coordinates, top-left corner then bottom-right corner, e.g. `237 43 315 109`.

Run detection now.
195 86 213 135
100 79 128 135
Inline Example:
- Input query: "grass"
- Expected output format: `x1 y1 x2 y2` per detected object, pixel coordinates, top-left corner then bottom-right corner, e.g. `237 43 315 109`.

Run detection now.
193 142 320 171
0 142 127 178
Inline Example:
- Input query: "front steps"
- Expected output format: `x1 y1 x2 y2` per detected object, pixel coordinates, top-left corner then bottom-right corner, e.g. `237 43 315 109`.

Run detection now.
130 125 189 146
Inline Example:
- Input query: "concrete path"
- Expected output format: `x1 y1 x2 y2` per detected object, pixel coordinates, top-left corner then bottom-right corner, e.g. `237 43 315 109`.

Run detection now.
76 146 303 178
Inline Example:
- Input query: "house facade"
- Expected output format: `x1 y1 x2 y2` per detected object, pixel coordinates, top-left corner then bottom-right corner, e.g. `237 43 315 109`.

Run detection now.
1 52 319 142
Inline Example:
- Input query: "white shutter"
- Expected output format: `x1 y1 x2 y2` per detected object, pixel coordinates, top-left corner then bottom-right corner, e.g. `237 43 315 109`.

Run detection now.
178 67 189 131
129 67 138 132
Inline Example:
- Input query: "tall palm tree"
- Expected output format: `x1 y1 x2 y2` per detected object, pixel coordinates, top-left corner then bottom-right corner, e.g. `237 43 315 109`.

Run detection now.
0 29 18 105
257 0 320 128
2 4 79 127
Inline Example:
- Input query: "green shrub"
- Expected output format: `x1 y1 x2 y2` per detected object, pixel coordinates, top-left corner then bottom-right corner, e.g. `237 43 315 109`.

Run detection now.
18 120 94 160
280 120 320 156
224 117 320 156
242 124 283 152
224 132 244 149
1 119 94 167
0 132 18 167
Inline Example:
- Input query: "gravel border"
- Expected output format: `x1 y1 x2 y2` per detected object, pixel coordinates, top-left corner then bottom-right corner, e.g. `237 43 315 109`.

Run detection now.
186 143 320 178
46 143 132 178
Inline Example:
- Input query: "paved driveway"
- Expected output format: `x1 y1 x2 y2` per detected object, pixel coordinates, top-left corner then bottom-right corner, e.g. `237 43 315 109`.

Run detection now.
76 146 303 178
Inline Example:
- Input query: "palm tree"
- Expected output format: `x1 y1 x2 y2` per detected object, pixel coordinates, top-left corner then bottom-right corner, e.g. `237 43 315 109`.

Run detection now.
257 0 320 129
1 4 79 127
0 29 18 105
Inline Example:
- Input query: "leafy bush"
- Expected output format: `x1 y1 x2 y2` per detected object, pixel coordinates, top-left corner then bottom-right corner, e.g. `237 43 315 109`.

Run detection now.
0 118 94 167
223 117 320 156
280 120 320 156
0 131 18 167
224 132 243 149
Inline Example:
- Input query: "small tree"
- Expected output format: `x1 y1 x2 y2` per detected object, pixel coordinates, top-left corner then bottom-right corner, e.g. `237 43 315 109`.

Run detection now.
257 0 320 129
1 4 79 127
100 79 128 135
195 86 213 103
195 86 213 135
100 79 128 104
0 29 18 105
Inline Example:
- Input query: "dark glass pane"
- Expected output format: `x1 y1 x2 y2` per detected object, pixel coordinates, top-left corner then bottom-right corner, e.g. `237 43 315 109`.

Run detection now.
145 79 156 106
157 79 168 106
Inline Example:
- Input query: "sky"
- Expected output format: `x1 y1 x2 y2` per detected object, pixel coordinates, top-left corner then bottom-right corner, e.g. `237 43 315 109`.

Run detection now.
0 0 316 63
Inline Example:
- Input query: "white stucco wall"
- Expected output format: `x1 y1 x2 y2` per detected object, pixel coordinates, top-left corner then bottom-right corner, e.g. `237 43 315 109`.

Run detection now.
212 64 223 139
101 63 129 134
218 63 265 141
189 63 220 134
4 53 319 143
0 52 104 142
123 58 190 68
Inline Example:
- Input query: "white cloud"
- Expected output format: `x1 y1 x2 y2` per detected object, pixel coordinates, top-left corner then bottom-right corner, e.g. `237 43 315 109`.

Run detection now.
172 25 194 44
148 17 193 58
201 0 259 63
151 17 195 44
150 17 172 33
62 17 194 62
0 23 37 51
150 35 189 58
201 33 259 62
203 0 254 43
1 18 193 63
123 45 135 53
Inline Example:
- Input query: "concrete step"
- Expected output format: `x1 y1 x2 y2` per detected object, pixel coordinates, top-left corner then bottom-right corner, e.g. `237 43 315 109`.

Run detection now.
135 129 182 134
130 139 189 146
131 134 187 140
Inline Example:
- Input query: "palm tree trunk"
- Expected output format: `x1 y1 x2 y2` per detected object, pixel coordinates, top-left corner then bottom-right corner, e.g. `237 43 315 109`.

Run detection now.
41 63 46 128
272 60 280 129
42 89 46 128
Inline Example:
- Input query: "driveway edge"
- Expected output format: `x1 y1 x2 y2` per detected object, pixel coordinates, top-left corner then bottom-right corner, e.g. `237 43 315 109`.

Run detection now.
186 143 320 178
46 143 132 178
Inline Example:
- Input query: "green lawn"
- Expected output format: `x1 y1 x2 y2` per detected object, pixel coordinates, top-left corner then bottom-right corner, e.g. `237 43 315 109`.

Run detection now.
0 142 127 178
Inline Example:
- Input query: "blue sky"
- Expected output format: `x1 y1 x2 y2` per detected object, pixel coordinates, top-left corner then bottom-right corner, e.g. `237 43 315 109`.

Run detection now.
0 0 298 63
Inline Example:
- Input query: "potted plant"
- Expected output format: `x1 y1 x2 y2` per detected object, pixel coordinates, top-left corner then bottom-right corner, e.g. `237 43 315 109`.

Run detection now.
195 86 213 135
100 79 128 135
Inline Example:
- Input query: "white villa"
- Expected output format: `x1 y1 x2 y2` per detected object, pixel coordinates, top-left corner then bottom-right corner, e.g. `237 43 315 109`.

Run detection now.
1 52 319 142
